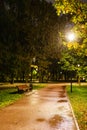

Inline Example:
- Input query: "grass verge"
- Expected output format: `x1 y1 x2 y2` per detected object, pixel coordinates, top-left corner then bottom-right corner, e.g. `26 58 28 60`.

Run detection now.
0 88 23 108
67 85 87 130
0 84 46 108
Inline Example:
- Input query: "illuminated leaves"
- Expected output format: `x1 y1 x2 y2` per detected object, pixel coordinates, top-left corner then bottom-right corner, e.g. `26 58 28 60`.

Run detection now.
54 0 87 46
54 0 87 79
54 0 87 23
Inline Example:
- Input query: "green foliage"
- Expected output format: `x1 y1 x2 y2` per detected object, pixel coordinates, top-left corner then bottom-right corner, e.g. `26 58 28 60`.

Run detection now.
54 0 87 80
60 46 87 80
61 52 76 71
54 0 87 47
54 0 87 23
67 85 87 130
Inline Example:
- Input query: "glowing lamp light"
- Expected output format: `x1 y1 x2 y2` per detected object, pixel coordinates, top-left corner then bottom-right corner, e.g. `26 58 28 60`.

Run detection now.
66 32 75 42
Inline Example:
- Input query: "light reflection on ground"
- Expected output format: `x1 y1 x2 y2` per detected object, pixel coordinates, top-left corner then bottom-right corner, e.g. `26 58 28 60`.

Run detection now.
0 84 78 130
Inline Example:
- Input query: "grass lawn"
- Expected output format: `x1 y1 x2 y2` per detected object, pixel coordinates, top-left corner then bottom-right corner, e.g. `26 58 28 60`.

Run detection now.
0 88 23 108
0 84 46 108
67 85 87 130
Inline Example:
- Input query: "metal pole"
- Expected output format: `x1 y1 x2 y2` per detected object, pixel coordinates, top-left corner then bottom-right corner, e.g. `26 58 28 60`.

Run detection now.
71 73 72 92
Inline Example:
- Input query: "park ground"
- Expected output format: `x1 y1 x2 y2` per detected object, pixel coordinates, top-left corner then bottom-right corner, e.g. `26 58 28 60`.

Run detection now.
0 84 86 130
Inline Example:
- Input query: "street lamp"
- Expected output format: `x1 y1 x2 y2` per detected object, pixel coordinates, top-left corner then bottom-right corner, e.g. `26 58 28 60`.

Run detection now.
66 32 75 92
66 32 75 42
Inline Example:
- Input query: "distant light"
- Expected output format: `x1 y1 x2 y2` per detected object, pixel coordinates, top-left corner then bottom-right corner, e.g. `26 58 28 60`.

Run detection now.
78 64 80 67
66 32 75 42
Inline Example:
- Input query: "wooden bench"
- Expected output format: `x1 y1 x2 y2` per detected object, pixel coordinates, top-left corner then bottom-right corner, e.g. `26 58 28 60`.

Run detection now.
17 84 33 93
17 85 29 93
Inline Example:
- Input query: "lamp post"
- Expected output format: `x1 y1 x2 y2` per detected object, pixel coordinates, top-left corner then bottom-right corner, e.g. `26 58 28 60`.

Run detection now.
77 64 81 86
66 32 75 92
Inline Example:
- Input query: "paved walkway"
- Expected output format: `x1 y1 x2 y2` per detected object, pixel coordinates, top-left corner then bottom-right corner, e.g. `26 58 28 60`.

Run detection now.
0 84 79 130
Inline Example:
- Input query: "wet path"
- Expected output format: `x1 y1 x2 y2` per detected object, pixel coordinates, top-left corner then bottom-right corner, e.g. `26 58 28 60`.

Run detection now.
0 84 78 130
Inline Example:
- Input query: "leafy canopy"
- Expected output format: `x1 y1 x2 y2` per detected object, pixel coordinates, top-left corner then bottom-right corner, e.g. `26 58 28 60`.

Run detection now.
54 0 87 23
54 0 87 79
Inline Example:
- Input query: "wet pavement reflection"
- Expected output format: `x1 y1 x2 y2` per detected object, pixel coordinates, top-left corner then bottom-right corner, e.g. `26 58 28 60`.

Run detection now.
0 84 78 130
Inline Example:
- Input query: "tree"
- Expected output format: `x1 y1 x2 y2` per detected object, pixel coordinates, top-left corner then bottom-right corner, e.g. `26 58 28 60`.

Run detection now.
0 0 63 82
54 0 87 82
1 0 80 83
